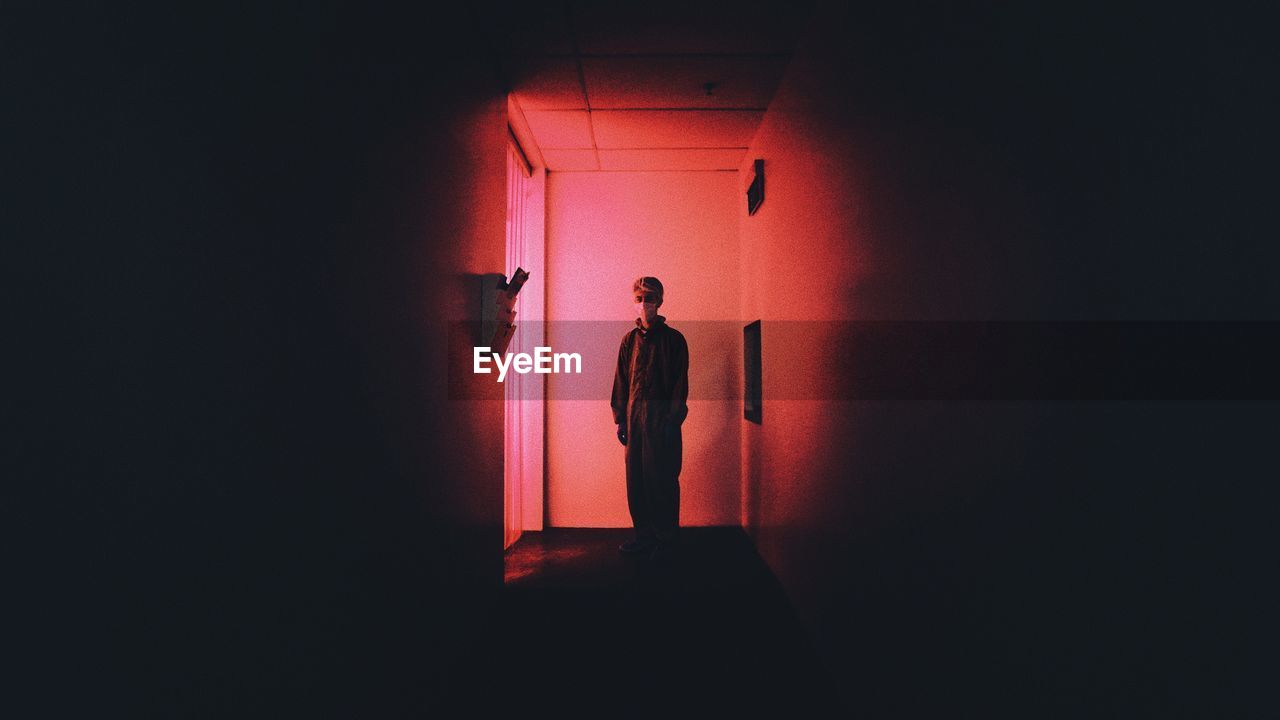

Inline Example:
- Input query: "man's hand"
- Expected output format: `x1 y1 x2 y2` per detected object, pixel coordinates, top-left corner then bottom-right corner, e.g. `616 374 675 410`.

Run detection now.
616 423 628 446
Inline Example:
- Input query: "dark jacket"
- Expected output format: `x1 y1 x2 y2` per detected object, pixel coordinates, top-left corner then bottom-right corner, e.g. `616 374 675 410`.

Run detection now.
610 315 689 430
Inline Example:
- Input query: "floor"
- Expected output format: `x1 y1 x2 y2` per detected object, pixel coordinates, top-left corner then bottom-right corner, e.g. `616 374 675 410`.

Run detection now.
452 527 847 715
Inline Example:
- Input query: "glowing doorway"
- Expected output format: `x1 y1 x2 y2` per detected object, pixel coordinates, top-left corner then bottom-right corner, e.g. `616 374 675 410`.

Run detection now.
503 125 546 549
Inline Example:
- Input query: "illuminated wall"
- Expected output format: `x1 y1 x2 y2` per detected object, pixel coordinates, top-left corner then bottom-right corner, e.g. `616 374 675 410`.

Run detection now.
546 171 741 528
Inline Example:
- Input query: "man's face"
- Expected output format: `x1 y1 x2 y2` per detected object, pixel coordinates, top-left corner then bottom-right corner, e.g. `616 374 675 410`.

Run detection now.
634 290 660 323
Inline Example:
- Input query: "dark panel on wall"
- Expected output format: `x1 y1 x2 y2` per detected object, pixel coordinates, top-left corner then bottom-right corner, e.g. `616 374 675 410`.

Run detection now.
744 320 762 422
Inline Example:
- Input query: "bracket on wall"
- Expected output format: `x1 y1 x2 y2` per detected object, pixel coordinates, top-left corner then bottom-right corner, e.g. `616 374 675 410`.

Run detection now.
483 267 530 358
746 159 765 216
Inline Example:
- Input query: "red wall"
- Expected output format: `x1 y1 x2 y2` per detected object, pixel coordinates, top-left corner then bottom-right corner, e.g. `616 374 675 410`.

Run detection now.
546 171 741 527
736 2 1274 714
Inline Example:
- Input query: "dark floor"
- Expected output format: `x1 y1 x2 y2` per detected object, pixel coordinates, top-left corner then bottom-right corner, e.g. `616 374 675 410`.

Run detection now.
451 527 847 716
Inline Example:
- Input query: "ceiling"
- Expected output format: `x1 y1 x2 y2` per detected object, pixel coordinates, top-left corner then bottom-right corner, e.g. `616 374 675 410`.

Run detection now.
500 2 813 172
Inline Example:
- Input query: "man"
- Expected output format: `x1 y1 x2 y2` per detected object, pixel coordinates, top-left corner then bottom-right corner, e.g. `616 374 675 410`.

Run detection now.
611 276 689 562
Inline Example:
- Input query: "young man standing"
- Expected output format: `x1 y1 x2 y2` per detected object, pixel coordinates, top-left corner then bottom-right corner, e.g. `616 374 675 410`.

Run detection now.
611 276 690 561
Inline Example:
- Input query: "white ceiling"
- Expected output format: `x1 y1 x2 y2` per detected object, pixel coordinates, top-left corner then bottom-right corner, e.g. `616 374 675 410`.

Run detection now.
503 2 811 172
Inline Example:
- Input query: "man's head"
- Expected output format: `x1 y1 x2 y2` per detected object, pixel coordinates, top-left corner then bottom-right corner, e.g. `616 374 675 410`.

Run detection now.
632 276 663 325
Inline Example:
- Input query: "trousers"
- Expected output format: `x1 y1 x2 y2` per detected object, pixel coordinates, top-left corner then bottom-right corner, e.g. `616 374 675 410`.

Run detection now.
624 402 682 543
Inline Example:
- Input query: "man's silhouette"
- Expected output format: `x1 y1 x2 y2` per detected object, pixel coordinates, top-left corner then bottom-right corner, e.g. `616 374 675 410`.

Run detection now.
611 276 689 561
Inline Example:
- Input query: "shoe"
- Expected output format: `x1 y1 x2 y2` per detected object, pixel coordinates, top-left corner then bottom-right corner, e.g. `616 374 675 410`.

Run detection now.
619 538 657 554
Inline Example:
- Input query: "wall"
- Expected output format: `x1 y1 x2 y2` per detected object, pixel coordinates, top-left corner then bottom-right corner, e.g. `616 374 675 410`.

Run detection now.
546 171 741 528
739 2 1274 715
10 5 509 715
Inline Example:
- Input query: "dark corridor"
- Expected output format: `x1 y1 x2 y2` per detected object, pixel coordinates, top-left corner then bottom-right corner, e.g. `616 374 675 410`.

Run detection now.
10 1 1274 716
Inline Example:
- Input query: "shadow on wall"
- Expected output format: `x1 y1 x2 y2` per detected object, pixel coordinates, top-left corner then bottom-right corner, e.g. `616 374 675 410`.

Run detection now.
736 1 1275 715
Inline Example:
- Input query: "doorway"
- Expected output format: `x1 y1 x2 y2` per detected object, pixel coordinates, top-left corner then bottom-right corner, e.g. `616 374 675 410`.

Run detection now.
503 127 546 549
